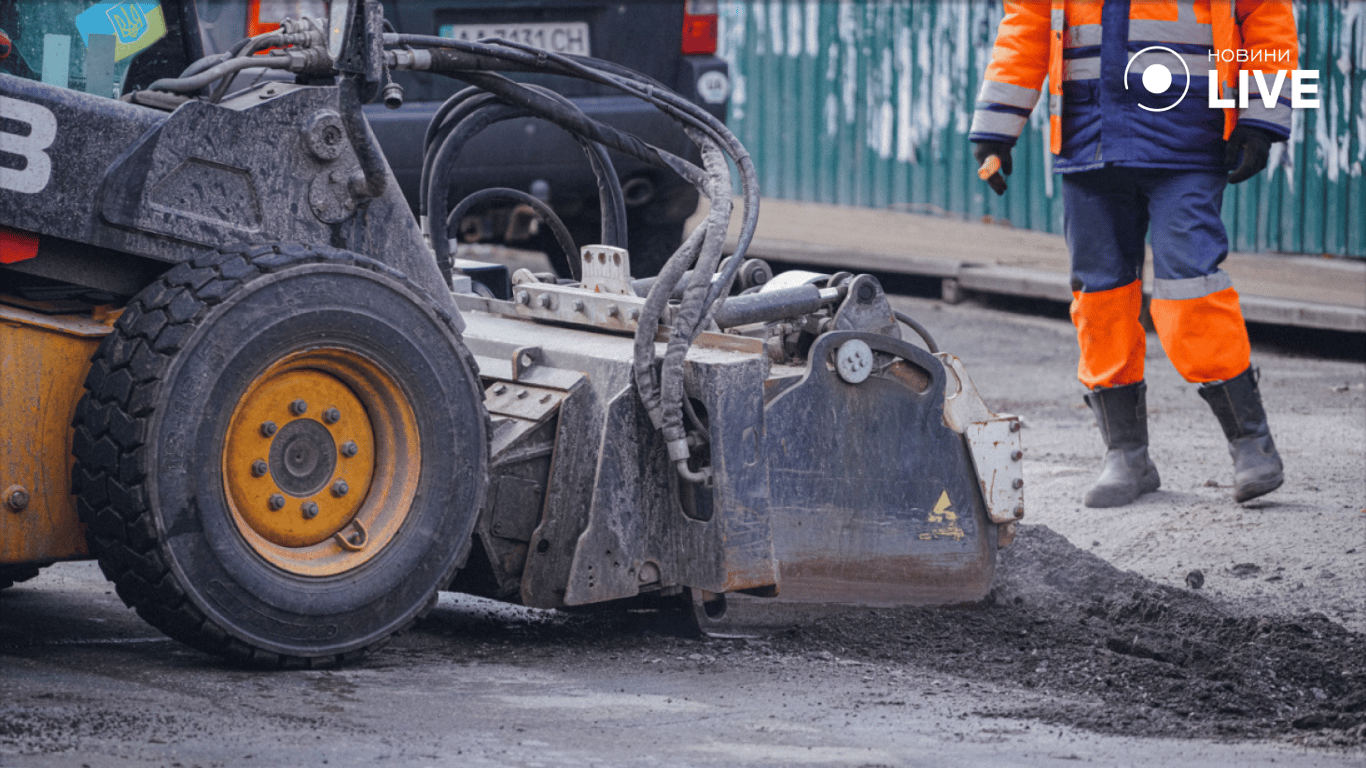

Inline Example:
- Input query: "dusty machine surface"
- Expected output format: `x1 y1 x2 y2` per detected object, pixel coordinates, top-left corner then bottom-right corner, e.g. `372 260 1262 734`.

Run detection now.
0 0 1023 666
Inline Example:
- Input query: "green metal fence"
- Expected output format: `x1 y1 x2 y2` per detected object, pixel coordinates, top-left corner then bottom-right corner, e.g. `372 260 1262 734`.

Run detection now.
719 0 1365 258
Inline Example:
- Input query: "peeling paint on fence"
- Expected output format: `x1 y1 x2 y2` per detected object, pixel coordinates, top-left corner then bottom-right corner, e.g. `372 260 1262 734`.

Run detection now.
720 0 1364 258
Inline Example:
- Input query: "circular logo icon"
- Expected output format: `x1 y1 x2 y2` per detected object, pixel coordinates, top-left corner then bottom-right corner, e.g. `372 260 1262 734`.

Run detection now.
1124 45 1190 112
696 70 731 105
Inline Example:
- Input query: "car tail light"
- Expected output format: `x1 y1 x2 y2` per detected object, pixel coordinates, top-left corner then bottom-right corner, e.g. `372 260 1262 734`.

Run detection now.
248 0 329 37
681 0 718 56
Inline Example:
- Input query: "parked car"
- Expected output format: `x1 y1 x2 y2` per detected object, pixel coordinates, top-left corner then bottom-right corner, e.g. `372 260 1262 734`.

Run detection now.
193 0 730 276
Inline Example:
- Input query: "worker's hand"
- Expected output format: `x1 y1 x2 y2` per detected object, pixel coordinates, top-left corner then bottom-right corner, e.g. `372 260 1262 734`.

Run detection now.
1225 125 1274 184
972 140 1013 195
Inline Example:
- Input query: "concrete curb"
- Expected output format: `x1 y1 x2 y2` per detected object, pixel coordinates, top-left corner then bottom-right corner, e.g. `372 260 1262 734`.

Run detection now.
725 201 1366 335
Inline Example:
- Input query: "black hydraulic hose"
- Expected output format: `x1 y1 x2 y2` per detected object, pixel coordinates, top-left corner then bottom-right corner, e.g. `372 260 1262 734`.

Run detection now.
176 31 267 81
632 209 708 431
387 33 753 276
585 137 629 247
432 69 709 190
148 53 291 93
422 96 627 278
385 34 747 208
425 102 526 283
656 134 732 465
632 133 730 440
893 310 940 354
178 50 232 79
520 45 761 319
420 90 502 220
445 188 581 282
385 34 547 73
421 86 627 248
338 78 387 200
499 44 762 290
424 86 483 154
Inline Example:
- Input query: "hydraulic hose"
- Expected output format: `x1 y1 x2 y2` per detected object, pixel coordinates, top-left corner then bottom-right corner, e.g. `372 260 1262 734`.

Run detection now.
420 85 627 252
444 188 580 281
387 33 758 286
453 70 709 190
420 89 499 218
656 134 732 469
339 77 387 200
893 310 940 353
632 209 709 431
149 53 291 93
425 101 526 282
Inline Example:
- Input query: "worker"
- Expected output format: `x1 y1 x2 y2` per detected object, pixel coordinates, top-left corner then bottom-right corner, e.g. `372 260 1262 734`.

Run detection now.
969 0 1294 507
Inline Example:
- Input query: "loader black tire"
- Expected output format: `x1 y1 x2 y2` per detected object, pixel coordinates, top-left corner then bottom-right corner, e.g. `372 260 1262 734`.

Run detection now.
71 243 488 667
0 565 43 591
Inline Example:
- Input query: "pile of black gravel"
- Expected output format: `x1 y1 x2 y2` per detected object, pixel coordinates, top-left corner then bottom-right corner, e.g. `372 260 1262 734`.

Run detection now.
409 524 1364 746
758 524 1366 745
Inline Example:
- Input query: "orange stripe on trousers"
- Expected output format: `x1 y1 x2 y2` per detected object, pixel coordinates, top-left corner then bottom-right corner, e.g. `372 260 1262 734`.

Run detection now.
1150 286 1250 384
1071 280 1146 390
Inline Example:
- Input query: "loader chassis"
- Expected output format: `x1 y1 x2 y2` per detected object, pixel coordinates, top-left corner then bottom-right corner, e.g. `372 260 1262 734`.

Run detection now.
0 0 1022 664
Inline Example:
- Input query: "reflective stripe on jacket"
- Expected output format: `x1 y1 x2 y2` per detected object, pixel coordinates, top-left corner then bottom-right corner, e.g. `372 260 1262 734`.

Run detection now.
969 0 1297 165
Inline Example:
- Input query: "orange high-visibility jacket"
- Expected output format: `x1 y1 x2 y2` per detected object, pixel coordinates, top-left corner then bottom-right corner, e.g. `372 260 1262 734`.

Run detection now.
969 0 1298 154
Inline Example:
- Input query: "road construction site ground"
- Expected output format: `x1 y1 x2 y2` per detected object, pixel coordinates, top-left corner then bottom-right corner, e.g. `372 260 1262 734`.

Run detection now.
2 252 1364 767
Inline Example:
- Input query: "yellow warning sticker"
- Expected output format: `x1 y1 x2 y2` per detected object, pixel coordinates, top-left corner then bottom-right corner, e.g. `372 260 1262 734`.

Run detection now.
923 490 966 541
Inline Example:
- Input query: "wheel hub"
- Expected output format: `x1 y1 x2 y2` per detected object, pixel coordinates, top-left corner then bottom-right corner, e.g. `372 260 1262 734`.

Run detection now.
224 365 375 549
269 419 337 496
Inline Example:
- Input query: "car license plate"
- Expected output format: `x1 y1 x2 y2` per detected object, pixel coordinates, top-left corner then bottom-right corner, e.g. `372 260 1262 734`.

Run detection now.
438 22 591 56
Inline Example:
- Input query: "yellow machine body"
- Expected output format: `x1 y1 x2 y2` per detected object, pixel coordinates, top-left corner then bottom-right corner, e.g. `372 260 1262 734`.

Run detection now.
0 301 115 567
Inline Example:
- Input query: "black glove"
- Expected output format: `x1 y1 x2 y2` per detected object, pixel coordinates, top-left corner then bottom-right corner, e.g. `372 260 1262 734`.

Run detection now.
1225 125 1274 184
973 140 1014 176
972 140 1013 195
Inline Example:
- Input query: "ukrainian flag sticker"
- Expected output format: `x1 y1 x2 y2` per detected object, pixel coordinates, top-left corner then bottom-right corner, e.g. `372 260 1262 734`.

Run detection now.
75 2 167 61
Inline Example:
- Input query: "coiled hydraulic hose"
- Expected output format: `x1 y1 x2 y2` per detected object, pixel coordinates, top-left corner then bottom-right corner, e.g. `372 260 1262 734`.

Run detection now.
444 188 580 280
419 86 627 259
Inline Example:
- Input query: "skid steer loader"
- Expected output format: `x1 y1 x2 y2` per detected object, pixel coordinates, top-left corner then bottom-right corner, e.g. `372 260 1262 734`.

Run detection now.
0 0 1024 666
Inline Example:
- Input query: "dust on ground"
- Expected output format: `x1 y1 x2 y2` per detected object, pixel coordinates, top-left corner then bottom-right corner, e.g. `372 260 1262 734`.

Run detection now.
387 522 1364 751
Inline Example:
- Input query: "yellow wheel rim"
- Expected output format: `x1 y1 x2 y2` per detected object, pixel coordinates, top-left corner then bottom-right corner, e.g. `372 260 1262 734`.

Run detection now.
222 348 420 577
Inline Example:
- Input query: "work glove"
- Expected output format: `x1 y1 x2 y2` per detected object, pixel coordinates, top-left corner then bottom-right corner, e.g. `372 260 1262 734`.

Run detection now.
973 140 1013 196
1225 125 1274 184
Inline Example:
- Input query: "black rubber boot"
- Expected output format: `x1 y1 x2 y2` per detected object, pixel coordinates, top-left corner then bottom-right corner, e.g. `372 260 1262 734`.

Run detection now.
1198 366 1284 502
1083 381 1162 508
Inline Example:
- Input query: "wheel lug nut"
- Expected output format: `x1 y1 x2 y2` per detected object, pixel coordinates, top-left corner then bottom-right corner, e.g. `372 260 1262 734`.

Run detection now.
290 399 308 416
261 421 278 437
340 441 358 458
301 501 320 519
251 459 268 477
323 407 340 424
268 494 285 511
331 480 349 497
